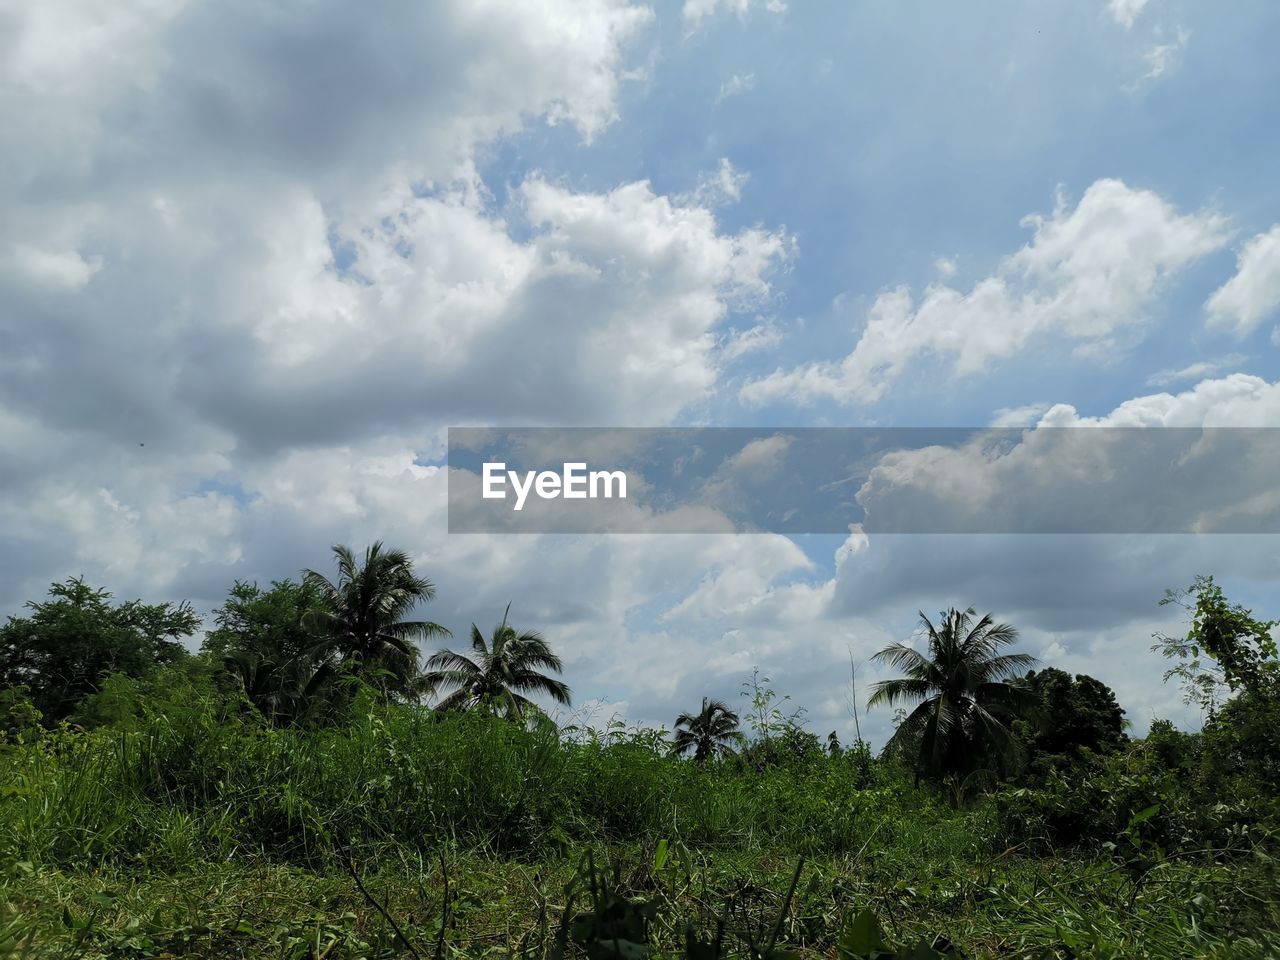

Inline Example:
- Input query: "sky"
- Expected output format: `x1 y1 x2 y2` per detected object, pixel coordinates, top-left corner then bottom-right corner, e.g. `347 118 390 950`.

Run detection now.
2 0 1280 746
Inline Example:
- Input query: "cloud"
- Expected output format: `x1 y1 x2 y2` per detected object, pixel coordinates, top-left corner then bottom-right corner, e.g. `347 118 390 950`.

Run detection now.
715 72 756 103
1139 28 1189 82
851 374 1280 537
8 244 103 290
2 176 789 455
4 1 760 456
683 0 785 29
685 158 750 206
1144 354 1249 387
1205 225 1280 336
0 0 653 195
989 403 1051 427
1108 0 1151 29
720 320 782 361
742 180 1228 406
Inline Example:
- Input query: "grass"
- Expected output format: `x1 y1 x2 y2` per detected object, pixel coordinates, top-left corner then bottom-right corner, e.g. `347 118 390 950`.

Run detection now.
1 702 1278 958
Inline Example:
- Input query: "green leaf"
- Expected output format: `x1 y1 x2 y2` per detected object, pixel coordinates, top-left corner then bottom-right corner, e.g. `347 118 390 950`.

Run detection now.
1129 803 1160 827
654 838 669 871
838 908 889 958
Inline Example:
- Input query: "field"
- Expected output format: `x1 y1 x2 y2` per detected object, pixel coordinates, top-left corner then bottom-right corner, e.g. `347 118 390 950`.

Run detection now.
2 701 1277 959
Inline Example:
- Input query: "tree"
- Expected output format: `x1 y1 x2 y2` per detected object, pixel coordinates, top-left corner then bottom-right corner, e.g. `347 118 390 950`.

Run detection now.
203 579 325 664
868 607 1038 788
202 579 336 724
1153 575 1278 711
672 698 743 764
1155 576 1280 793
303 542 450 699
1012 668 1127 777
0 578 198 722
424 607 570 717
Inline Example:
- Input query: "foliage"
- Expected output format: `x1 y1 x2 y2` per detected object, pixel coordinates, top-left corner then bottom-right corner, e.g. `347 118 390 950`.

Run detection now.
739 725 826 772
741 668 807 742
1199 687 1280 798
201 579 345 726
0 686 42 743
1176 576 1278 696
0 701 1275 958
0 578 198 722
1010 668 1127 781
202 578 326 664
72 661 221 731
868 608 1038 790
424 607 571 717
1152 576 1280 795
1153 574 1279 713
672 698 744 765
304 542 450 701
1 573 1279 957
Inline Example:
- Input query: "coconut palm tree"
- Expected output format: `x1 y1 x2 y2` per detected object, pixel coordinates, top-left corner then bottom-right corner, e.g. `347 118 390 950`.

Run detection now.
303 542 450 697
423 606 570 717
868 607 1038 789
671 697 743 764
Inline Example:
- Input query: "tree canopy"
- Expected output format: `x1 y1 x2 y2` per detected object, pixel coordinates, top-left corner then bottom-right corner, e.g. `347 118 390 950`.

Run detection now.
0 578 198 722
424 609 571 717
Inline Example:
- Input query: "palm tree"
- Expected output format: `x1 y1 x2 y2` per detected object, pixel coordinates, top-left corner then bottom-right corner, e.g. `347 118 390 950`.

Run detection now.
672 698 743 764
222 651 338 726
868 607 1038 789
303 542 450 697
423 606 570 717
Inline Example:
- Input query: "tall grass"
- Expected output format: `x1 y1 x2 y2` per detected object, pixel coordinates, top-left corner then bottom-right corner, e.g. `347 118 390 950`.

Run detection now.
3 701 1278 957
0 701 956 871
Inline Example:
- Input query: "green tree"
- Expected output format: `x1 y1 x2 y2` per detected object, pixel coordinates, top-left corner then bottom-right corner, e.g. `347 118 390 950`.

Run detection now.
671 698 743 765
0 578 198 722
203 579 325 663
74 661 220 731
740 667 806 741
868 607 1038 788
1014 667 1127 773
1154 575 1277 705
424 607 570 717
303 542 450 699
1155 576 1280 794
202 579 336 724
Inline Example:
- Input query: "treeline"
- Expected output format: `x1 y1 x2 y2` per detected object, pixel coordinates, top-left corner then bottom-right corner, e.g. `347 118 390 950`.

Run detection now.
1 543 1277 860
0 542 571 731
2 545 1279 957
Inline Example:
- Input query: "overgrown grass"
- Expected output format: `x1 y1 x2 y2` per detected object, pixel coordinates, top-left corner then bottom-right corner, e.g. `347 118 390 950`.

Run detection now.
2 703 1278 958
2 704 958 869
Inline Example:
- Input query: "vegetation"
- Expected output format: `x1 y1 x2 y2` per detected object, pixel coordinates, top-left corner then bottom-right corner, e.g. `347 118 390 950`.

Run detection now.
0 578 198 724
304 542 451 701
671 698 743 764
868 608 1037 791
424 607 571 717
0 552 1277 958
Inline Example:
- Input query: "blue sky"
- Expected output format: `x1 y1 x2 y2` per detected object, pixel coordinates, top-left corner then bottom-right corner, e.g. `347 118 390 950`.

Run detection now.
2 0 1279 746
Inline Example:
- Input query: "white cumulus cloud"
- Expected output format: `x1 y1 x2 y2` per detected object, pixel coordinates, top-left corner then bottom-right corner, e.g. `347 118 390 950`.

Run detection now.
1205 225 1280 336
742 179 1228 406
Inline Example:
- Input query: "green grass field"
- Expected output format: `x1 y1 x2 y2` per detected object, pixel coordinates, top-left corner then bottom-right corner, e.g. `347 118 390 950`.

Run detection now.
2 702 1277 959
